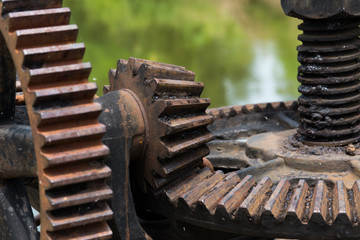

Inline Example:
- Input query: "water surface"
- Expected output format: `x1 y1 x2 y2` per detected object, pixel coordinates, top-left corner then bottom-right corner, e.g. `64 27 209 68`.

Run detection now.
64 0 302 107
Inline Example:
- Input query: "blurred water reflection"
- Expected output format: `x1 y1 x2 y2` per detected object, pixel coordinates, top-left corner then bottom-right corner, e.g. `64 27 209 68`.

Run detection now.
64 0 302 108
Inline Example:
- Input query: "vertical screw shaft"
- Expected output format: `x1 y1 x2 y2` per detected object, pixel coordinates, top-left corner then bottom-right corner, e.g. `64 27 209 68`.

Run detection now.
296 18 360 146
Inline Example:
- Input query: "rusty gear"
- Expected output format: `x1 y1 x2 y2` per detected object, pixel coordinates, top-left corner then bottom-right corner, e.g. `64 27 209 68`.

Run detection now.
105 57 360 239
2 1 360 240
107 57 214 190
0 1 113 239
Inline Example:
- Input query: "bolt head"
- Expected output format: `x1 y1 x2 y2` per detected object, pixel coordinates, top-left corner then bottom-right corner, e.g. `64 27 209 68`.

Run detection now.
281 0 360 19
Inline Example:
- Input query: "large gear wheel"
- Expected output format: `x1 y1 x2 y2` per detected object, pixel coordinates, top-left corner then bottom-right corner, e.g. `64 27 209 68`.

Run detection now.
105 57 360 240
0 1 113 239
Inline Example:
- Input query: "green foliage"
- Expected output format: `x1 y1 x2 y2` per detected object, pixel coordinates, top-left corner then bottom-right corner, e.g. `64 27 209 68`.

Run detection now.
64 0 300 107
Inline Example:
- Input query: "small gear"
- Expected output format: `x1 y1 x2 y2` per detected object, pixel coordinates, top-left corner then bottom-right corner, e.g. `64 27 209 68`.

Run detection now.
107 57 214 190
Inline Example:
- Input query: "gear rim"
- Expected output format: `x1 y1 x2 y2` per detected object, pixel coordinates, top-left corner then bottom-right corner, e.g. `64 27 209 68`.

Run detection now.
0 1 113 239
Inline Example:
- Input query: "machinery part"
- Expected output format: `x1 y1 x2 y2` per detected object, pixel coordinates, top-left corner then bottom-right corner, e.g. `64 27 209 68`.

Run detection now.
2 1 360 239
97 90 147 240
206 102 299 170
106 57 214 190
282 0 360 146
149 104 360 240
104 57 360 239
103 57 215 239
0 1 113 239
0 179 38 239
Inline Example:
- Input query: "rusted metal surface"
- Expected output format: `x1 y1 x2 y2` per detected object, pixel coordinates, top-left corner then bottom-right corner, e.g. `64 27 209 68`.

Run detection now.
100 56 360 239
282 0 360 146
144 103 360 240
97 90 147 240
281 0 360 19
206 102 299 170
0 1 113 239
0 179 38 240
106 57 214 190
2 1 360 240
0 125 36 178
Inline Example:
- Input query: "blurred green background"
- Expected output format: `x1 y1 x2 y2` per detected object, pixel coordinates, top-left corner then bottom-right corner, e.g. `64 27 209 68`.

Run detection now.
63 0 302 108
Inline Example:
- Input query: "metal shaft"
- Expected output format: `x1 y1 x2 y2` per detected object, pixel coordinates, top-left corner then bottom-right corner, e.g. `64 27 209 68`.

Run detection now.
296 18 360 146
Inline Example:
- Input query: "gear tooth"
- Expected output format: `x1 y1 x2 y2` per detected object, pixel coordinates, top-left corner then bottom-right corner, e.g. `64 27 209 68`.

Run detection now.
160 129 213 159
45 202 113 232
103 85 110 95
285 179 309 223
254 103 266 112
133 57 186 70
159 146 209 178
47 222 113 240
31 82 97 105
23 43 85 68
245 104 255 113
264 102 276 111
333 181 352 224
197 172 241 214
178 171 225 207
137 61 195 81
8 7 71 31
216 175 256 217
151 78 204 98
1 0 63 15
270 102 281 110
43 162 111 190
165 168 213 203
157 98 211 116
29 62 91 86
117 58 129 72
263 178 290 220
36 102 102 126
352 181 360 224
108 68 117 91
160 114 214 135
15 24 78 49
218 107 233 118
309 180 328 224
42 142 110 167
45 182 113 210
39 123 106 147
237 177 273 218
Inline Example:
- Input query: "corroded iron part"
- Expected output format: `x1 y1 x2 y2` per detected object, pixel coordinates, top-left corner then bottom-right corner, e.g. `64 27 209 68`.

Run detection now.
145 102 360 240
0 1 113 239
106 57 214 190
103 57 360 239
297 20 360 146
281 0 360 19
282 0 360 146
97 90 147 240
206 102 299 170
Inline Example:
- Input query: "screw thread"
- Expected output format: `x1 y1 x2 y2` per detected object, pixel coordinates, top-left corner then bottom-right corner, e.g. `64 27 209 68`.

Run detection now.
297 19 360 146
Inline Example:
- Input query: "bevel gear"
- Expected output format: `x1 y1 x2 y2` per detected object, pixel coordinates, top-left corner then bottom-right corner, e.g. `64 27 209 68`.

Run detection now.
105 58 360 240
